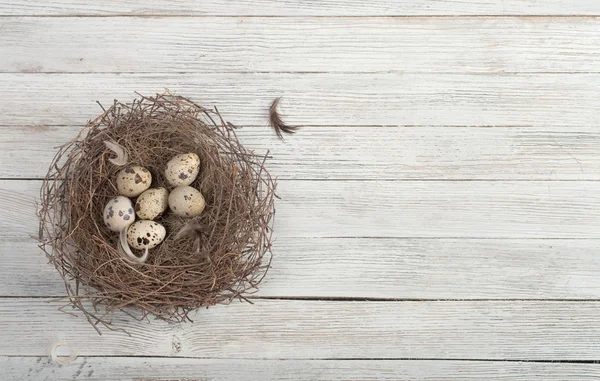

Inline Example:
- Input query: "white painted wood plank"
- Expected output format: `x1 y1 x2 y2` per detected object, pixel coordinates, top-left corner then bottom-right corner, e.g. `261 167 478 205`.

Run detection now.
2 180 599 239
4 239 600 299
3 18 600 74
1 73 598 127
4 357 600 381
3 125 598 180
1 299 600 360
2 0 600 16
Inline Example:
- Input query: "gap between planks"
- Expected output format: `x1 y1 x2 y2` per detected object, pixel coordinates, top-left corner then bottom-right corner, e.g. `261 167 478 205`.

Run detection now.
4 355 600 362
4 296 600 302
3 15 600 18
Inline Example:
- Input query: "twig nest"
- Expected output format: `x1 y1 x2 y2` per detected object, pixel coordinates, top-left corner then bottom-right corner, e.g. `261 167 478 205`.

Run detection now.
116 165 152 197
165 153 200 187
135 188 169 220
103 196 135 232
38 93 275 333
127 220 166 250
168 186 206 217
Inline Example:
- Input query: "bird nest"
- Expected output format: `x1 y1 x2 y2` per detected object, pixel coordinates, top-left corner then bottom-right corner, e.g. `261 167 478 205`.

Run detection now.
38 93 276 333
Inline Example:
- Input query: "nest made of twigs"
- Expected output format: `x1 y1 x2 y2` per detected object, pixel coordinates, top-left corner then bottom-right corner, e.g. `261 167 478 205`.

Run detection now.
38 93 276 333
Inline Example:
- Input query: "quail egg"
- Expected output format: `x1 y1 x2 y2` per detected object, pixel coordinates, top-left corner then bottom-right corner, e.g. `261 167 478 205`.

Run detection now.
165 153 200 187
103 196 135 232
135 187 169 220
116 165 152 197
127 220 166 250
168 186 205 217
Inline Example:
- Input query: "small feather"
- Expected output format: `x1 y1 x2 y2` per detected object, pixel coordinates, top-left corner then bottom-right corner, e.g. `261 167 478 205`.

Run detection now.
104 140 129 166
269 97 298 140
49 341 77 366
174 221 203 240
118 229 148 264
175 221 203 256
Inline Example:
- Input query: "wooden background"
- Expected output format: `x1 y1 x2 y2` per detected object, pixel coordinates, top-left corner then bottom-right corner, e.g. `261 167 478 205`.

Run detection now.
1 1 600 380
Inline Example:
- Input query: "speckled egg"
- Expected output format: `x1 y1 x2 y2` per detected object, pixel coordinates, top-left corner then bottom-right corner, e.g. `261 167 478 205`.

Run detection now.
103 196 135 232
165 153 200 187
135 187 169 220
127 220 166 250
116 165 152 197
168 186 205 217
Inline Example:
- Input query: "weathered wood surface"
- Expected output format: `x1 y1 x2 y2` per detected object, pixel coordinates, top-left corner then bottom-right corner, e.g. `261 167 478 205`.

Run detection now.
4 239 600 299
2 125 599 180
1 1 599 379
2 0 600 16
3 18 600 74
3 180 599 240
4 357 600 381
1 299 600 360
2 73 600 127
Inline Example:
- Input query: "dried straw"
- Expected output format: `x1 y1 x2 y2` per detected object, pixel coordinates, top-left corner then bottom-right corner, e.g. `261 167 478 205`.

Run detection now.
37 93 276 333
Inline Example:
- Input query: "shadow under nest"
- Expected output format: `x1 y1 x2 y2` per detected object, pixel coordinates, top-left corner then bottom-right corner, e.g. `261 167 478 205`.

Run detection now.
38 93 276 334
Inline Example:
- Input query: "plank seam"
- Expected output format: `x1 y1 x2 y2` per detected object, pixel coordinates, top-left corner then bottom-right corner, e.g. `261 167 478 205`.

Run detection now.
3 72 600 77
1 15 600 18
4 296 600 302
5 178 600 182
4 355 600 363
4 71 600 75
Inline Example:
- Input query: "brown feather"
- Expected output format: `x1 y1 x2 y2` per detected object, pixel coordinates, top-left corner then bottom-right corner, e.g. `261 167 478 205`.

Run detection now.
269 97 298 140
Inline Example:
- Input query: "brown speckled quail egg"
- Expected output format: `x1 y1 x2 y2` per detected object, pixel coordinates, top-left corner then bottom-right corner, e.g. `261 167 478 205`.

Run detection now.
135 187 169 220
168 186 205 217
165 153 200 187
103 196 135 232
116 165 152 197
127 220 166 250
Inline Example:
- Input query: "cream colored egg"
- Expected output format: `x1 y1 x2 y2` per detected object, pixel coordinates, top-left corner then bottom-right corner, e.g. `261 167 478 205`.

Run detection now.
116 165 152 197
168 186 205 217
135 187 169 220
103 196 135 232
127 220 166 250
165 153 200 187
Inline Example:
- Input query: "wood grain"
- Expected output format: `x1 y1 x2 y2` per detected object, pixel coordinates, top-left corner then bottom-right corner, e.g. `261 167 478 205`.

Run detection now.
4 239 600 299
3 179 599 240
2 125 598 180
4 357 600 381
1 299 600 360
2 0 600 16
1 73 600 127
3 18 600 74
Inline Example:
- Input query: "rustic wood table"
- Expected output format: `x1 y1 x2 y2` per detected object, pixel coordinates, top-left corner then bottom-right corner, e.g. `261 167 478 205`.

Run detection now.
1 1 600 380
